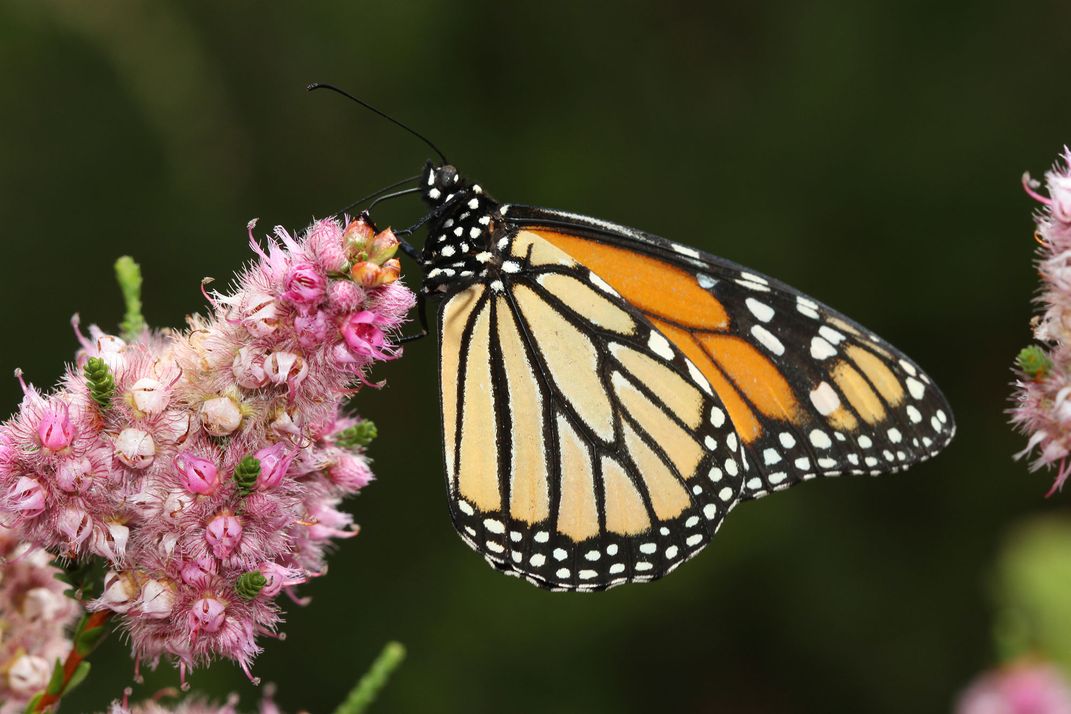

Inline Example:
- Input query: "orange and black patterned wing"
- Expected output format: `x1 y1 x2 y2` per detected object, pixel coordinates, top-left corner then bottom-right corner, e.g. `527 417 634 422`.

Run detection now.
500 205 955 499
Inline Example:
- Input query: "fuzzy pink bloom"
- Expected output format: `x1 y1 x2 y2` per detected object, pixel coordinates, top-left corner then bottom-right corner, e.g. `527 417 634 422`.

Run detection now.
0 215 412 682
957 663 1071 714
340 311 395 361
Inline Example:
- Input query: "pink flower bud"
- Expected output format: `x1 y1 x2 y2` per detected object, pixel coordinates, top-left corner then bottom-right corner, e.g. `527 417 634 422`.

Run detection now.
269 408 300 437
306 219 349 272
259 562 306 598
95 333 127 372
340 311 393 360
189 596 227 634
329 453 374 491
57 506 93 548
206 512 242 559
293 311 330 351
232 347 268 389
174 452 219 495
37 402 75 450
328 280 365 312
100 570 140 613
159 410 192 445
55 456 93 492
180 557 216 587
129 377 169 415
282 262 327 308
253 443 293 491
7 654 50 696
200 396 243 436
263 351 308 389
343 216 375 256
8 476 45 518
140 579 176 619
241 291 279 337
114 428 155 469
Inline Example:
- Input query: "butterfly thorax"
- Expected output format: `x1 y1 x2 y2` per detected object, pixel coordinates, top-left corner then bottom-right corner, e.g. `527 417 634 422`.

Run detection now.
418 164 509 295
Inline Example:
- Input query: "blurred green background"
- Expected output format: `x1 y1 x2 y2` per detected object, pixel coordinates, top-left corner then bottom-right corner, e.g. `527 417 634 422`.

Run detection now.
1 1 1069 712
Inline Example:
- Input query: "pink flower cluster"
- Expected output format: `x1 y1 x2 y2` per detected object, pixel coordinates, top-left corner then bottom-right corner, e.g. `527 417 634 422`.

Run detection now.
957 662 1071 714
106 685 282 714
0 216 413 682
1013 149 1071 494
0 525 80 711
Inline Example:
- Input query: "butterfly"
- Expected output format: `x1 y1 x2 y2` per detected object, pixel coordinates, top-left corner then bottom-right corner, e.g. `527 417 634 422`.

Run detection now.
376 160 956 593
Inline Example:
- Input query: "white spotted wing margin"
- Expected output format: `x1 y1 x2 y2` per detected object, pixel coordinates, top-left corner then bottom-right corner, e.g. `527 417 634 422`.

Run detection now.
435 237 747 592
499 205 956 500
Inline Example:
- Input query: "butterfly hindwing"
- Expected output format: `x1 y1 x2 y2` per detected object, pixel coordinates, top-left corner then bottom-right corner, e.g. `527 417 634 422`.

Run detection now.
437 233 746 591
499 205 956 499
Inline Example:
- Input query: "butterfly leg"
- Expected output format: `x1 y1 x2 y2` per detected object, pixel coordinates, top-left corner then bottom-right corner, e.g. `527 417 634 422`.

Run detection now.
397 291 429 344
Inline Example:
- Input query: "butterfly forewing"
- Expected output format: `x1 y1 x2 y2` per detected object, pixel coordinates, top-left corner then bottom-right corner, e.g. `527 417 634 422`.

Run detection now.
500 206 955 499
437 233 746 591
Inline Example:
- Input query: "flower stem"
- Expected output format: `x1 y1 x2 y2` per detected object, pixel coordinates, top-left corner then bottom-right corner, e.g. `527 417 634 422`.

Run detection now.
29 610 112 713
332 641 406 714
114 256 146 341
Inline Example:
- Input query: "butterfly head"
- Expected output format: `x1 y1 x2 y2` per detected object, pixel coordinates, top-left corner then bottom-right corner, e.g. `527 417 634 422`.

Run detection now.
421 162 465 206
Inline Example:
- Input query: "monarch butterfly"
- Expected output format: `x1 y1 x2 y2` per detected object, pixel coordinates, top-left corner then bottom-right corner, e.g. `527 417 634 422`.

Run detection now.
312 85 955 592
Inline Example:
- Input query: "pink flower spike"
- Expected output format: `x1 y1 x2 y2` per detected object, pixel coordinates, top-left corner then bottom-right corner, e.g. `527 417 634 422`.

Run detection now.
253 443 293 491
7 476 46 518
37 402 75 450
259 562 306 598
189 596 227 635
282 262 327 309
174 452 220 495
180 557 217 587
206 511 243 559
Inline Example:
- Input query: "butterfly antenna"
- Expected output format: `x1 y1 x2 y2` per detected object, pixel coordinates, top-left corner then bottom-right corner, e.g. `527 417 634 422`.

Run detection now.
331 174 421 220
367 187 423 212
307 82 449 165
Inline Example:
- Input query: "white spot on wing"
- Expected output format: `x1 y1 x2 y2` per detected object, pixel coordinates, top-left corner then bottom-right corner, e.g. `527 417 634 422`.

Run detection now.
751 325 785 356
810 336 837 360
647 331 675 360
809 382 840 416
746 298 775 322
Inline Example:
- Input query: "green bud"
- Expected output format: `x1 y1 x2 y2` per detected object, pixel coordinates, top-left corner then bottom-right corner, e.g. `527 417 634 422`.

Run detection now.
83 357 116 409
1017 345 1053 379
233 455 261 496
335 420 377 450
235 570 268 600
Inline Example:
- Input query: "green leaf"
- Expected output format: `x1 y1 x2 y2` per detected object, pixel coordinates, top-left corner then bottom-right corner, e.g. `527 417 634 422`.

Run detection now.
22 693 43 714
333 641 406 714
65 661 90 694
335 421 378 450
74 619 107 657
45 657 65 696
